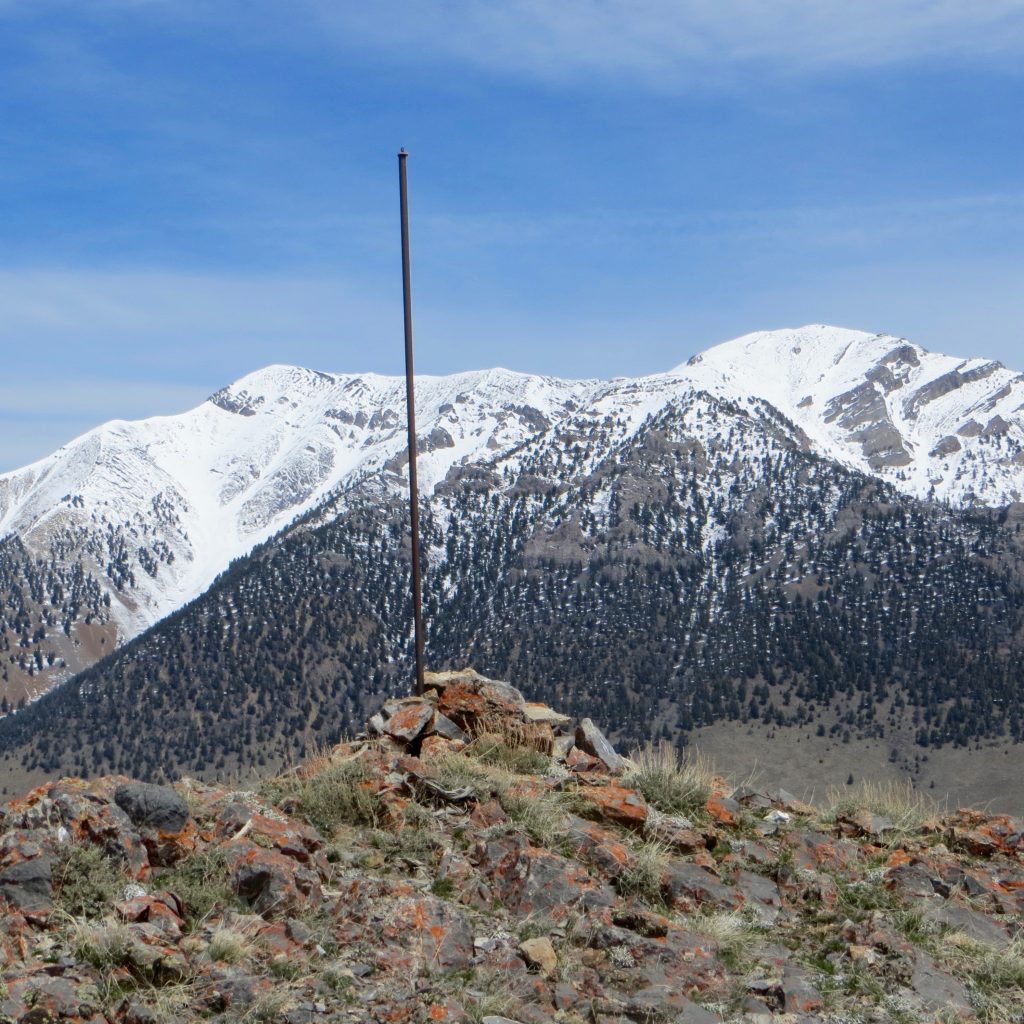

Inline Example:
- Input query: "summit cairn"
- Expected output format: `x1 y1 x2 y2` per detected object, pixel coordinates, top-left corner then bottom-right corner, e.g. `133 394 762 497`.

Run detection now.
363 668 622 774
0 671 1021 1023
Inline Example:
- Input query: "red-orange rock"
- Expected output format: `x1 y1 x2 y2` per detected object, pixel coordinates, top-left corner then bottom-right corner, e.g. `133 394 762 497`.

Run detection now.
438 683 487 726
384 702 435 742
579 785 648 831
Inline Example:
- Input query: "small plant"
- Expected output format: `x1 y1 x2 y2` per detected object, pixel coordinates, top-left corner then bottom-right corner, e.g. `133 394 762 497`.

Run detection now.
238 989 292 1023
470 739 551 776
685 910 762 972
370 801 437 864
501 790 573 853
457 966 524 1023
624 743 714 817
53 842 129 918
71 918 134 970
835 875 900 922
940 932 1024 1021
155 848 240 929
263 758 383 835
517 916 553 942
617 837 669 905
432 753 510 802
431 877 457 900
208 926 253 964
321 965 357 1002
267 955 304 980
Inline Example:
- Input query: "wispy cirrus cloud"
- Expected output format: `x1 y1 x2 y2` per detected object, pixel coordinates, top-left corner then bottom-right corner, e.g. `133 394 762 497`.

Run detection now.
301 0 1024 87
8 1 1024 90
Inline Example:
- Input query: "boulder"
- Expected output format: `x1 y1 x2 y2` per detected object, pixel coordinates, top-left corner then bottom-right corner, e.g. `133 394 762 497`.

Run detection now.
381 897 475 969
226 843 323 918
430 712 470 743
909 951 973 1015
661 862 737 912
475 833 615 919
114 782 190 834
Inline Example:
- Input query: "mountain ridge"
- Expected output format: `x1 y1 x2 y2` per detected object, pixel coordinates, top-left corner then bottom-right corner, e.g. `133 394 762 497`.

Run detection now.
2 324 1024 723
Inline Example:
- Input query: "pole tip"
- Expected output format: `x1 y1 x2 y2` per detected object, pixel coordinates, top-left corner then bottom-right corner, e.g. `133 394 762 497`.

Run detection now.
399 148 408 156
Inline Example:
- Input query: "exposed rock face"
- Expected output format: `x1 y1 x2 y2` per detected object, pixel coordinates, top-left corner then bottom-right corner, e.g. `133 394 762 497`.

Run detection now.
1 676 1021 1024
824 381 913 469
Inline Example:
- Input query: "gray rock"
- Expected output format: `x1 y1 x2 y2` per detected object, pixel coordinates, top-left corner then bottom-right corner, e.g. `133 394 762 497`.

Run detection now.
910 952 972 1014
732 869 783 924
552 735 575 760
661 861 735 910
114 782 190 833
431 712 470 743
731 785 772 809
923 900 1012 948
886 863 943 899
522 704 570 725
842 808 894 837
478 678 527 707
575 718 623 773
0 854 54 911
780 964 823 1014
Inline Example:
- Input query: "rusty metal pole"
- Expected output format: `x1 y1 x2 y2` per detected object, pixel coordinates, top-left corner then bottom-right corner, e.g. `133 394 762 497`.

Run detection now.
398 149 426 697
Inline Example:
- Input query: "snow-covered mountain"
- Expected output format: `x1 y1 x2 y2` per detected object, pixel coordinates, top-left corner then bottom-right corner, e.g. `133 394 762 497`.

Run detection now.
0 364 680 654
683 325 1024 507
1 325 1023 693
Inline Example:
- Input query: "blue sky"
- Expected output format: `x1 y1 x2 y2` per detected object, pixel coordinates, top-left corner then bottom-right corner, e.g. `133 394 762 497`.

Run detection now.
2 1 1024 470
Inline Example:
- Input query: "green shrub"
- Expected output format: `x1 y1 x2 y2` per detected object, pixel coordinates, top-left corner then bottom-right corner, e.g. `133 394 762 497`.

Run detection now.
53 842 129 918
155 849 240 928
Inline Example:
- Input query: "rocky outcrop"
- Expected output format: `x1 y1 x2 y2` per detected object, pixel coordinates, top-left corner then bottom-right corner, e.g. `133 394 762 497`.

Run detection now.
1 673 1021 1023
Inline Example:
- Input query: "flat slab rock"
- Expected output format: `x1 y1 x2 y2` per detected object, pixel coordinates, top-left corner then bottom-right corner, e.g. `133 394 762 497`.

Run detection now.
383 701 435 741
575 718 623 772
909 951 973 1014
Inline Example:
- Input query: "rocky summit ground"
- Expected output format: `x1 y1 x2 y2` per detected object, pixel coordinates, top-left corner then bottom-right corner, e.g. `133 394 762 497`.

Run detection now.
1 669 1022 1024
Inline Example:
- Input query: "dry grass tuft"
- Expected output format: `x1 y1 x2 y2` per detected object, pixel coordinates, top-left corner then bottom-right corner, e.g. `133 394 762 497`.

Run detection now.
824 778 939 839
71 917 134 970
684 909 763 971
624 742 715 817
617 836 670 905
469 736 552 776
940 932 1024 1021
264 756 383 834
208 925 254 964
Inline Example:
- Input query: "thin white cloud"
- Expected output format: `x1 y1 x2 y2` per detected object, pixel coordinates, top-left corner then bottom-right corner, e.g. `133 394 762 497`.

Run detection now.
304 0 1024 86
9 2 1024 89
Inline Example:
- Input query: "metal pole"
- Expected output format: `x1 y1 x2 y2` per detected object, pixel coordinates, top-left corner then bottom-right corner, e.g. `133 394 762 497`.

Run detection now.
398 149 426 697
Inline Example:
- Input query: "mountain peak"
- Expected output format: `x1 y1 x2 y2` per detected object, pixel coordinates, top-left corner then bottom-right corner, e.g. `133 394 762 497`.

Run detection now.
2 324 1024 707
675 324 1024 493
